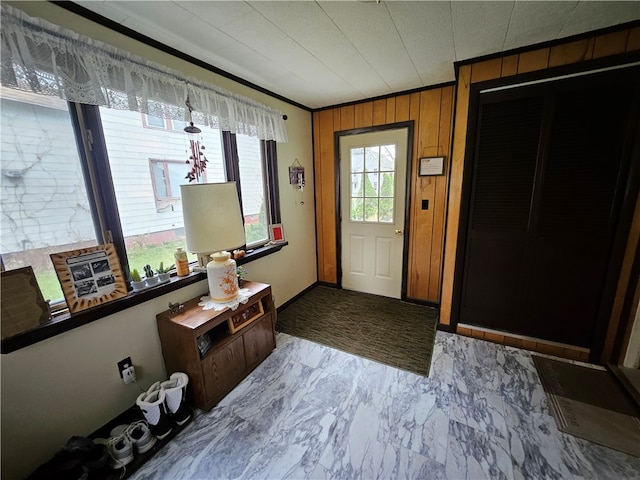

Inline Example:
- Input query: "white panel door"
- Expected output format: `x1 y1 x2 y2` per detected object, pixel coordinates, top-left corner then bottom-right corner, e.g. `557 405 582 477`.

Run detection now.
340 128 408 298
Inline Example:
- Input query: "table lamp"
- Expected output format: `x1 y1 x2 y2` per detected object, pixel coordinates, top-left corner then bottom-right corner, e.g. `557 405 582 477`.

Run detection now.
181 182 246 303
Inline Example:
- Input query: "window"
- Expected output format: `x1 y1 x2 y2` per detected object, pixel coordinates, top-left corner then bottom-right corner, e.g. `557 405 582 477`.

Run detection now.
1 93 281 306
142 112 188 132
150 159 203 210
236 133 270 246
0 92 98 303
350 144 396 223
143 114 166 129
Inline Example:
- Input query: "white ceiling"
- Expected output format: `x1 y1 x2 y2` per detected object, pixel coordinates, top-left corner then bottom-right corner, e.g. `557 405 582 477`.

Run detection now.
74 1 640 110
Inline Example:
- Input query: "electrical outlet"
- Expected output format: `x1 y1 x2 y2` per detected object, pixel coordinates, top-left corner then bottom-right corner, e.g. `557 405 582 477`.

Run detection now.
117 356 133 383
122 365 136 384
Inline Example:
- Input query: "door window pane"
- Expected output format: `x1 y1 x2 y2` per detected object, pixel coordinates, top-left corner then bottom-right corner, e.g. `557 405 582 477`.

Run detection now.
100 107 225 274
1 92 97 303
349 143 396 223
236 133 269 246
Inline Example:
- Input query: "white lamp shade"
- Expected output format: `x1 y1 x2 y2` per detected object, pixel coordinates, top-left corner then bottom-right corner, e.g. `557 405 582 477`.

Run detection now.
181 182 246 254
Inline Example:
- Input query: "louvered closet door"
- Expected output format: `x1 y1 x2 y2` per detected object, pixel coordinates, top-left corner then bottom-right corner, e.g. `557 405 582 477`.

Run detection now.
460 71 636 348
460 96 544 333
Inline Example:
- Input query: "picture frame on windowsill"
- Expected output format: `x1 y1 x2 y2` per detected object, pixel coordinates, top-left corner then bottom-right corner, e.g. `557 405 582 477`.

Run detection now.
50 244 128 313
268 224 286 243
1 266 51 340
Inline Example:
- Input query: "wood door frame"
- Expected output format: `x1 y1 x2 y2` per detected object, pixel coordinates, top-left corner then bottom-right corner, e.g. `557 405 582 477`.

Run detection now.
333 121 414 299
450 64 640 363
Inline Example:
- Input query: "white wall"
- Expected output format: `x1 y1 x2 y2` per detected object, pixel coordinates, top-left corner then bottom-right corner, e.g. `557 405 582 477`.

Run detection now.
0 3 316 479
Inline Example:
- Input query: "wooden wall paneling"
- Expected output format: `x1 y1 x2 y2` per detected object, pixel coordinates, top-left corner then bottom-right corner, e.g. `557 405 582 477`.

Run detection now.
386 97 397 124
406 92 427 298
517 48 550 73
548 38 595 67
501 55 519 77
354 101 373 128
440 64 471 325
317 109 338 283
313 112 324 282
428 86 455 301
470 58 502 83
593 30 631 58
395 94 411 122
333 109 341 132
373 99 387 126
627 27 640 51
340 105 355 131
408 90 440 299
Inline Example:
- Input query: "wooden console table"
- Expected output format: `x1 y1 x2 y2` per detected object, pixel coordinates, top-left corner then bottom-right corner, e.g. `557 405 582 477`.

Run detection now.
156 281 276 411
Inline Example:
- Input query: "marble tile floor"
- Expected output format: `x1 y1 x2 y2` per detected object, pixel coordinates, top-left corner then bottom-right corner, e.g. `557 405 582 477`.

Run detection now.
130 331 640 480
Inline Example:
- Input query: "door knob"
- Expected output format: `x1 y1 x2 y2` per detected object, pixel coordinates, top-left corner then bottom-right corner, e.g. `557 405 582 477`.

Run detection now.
395 229 403 235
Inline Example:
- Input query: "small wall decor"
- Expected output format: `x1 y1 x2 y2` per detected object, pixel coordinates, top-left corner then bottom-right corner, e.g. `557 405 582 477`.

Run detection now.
269 224 286 243
419 156 445 176
1 266 51 339
289 159 305 191
50 244 128 313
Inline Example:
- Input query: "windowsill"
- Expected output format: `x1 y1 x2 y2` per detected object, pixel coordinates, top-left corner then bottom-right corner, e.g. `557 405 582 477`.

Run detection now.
1 242 287 354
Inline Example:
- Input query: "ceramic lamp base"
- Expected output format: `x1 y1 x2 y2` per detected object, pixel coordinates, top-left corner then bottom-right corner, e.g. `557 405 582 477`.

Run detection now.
206 251 239 302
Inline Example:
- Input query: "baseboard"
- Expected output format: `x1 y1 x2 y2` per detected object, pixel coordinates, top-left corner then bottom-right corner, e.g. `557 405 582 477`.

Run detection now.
455 323 591 362
436 323 456 333
276 282 319 313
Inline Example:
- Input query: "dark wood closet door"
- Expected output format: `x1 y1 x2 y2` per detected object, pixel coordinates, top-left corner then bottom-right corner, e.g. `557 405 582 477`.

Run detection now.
460 96 543 330
460 69 638 348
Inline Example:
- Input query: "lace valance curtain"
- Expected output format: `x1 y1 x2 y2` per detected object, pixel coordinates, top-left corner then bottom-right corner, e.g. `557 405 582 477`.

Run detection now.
0 4 288 142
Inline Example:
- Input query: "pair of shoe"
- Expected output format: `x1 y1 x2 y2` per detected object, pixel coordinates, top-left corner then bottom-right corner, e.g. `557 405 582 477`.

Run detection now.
136 372 192 441
98 420 156 470
28 435 108 479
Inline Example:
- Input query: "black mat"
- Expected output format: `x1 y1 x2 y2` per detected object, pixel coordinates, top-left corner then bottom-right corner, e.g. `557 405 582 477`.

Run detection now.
276 286 438 376
533 355 640 457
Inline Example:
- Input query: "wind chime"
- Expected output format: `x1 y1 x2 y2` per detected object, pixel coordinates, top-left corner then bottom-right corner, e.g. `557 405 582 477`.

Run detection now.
184 95 207 182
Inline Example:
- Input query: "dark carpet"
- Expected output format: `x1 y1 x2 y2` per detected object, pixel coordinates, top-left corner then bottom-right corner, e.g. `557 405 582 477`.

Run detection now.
276 286 439 377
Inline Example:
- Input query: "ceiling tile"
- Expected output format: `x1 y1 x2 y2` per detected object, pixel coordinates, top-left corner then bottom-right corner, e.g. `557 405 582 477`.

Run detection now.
250 1 389 95
451 1 515 60
504 1 578 50
177 1 254 28
560 1 640 37
386 1 456 85
319 1 420 88
75 1 130 23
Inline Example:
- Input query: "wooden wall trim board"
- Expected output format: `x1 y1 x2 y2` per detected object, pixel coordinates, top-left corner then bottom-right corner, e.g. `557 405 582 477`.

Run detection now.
606 161 640 363
440 64 471 325
312 23 640 362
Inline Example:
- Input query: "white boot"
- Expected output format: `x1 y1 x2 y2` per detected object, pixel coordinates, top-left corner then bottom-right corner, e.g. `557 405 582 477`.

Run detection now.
160 372 192 426
135 389 173 440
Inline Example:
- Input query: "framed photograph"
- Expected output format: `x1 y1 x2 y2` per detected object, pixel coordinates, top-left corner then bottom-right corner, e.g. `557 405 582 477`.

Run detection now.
419 156 445 176
1 266 51 339
269 223 286 243
50 244 128 313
